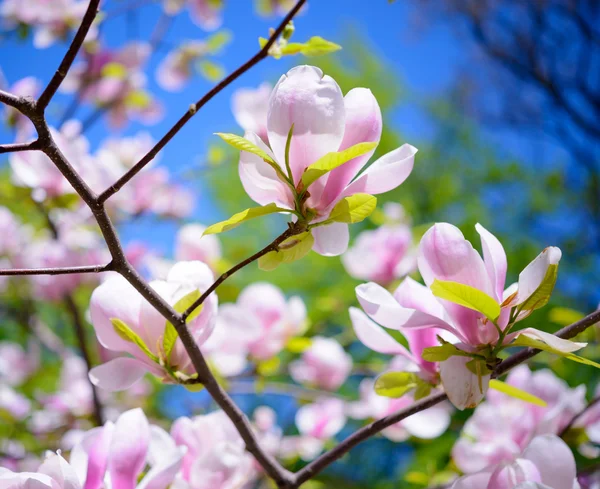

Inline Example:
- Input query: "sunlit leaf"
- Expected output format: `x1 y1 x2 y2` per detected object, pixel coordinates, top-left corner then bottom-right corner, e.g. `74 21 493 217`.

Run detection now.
111 318 157 361
548 307 585 326
431 279 501 322
421 343 468 362
215 132 277 165
519 263 559 312
488 379 547 407
258 231 314 271
163 290 203 360
203 203 290 235
301 142 377 189
328 193 377 224
101 62 127 79
205 30 232 54
374 371 418 398
512 334 600 369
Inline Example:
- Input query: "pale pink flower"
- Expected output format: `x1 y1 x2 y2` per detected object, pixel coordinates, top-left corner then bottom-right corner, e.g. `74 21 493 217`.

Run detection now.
0 206 23 257
171 410 256 489
88 262 217 391
289 336 352 390
0 385 31 420
231 82 271 143
353 223 572 409
0 340 40 386
175 224 222 268
237 65 417 256
157 41 210 92
347 378 451 442
452 365 586 474
452 435 580 489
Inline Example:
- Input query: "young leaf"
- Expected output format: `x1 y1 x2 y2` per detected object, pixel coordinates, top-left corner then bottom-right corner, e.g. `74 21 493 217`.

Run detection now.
430 279 501 322
163 290 203 361
111 318 157 361
413 379 432 400
374 372 418 398
421 343 468 362
488 379 547 407
203 203 290 235
198 60 225 82
512 334 600 369
298 36 342 56
258 232 314 271
286 337 312 353
301 142 378 189
215 133 277 165
328 193 377 224
519 263 559 312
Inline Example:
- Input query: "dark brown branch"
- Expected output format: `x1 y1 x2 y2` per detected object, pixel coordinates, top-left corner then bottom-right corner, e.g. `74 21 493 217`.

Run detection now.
560 396 600 437
0 89 26 110
0 264 112 276
293 309 600 485
63 295 104 425
0 140 40 154
97 0 307 204
181 224 302 321
37 0 101 110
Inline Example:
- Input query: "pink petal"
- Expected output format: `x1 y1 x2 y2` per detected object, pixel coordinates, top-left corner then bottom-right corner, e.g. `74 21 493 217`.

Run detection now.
77 426 113 489
320 88 382 207
522 435 577 489
342 144 417 197
89 357 148 392
349 307 413 358
109 409 150 489
311 222 349 256
514 247 562 306
37 453 81 489
231 83 271 143
440 355 489 410
89 274 143 353
238 131 293 208
451 472 493 489
475 223 508 301
487 459 542 489
267 65 345 183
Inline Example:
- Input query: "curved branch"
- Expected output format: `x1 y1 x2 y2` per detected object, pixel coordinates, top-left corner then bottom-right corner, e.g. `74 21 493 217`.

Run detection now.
0 264 112 276
0 140 40 154
97 0 307 204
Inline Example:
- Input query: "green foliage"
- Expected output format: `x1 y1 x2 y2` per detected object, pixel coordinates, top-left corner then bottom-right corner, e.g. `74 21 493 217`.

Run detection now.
204 203 291 235
327 194 377 224
430 279 501 322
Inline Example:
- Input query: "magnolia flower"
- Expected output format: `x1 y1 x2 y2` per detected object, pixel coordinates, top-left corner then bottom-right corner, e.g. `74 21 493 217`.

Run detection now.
353 223 578 409
0 206 23 257
172 410 256 489
202 282 305 377
0 341 40 386
452 365 587 474
231 82 271 143
88 262 217 391
289 336 352 390
234 65 417 256
175 224 222 268
0 385 31 420
452 435 581 489
286 398 346 461
157 41 210 91
342 217 415 284
10 121 92 198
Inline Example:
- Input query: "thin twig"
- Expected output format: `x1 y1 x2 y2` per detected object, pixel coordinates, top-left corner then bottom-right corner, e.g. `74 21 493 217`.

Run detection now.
37 0 101 110
0 140 40 154
560 396 600 437
0 264 112 276
97 0 307 204
64 295 104 425
182 225 302 321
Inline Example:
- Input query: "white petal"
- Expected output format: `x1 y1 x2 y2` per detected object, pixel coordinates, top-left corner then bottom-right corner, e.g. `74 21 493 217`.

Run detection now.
89 357 148 392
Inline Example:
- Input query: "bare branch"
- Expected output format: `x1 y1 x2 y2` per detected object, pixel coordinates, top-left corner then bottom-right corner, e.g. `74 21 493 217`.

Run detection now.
37 0 101 110
560 395 600 437
97 0 307 204
293 308 600 485
0 263 112 276
0 140 40 154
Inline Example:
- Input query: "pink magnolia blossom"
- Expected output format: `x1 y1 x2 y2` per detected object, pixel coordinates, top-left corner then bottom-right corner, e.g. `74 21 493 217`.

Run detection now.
353 223 574 409
342 203 416 284
203 282 306 375
347 378 451 442
61 43 161 128
237 65 417 256
0 206 24 257
1 76 40 137
175 224 222 268
0 340 40 386
88 262 217 391
289 336 352 390
0 385 31 420
157 41 210 92
10 121 92 198
231 82 271 143
452 365 587 474
171 410 256 489
255 0 298 17
452 435 580 489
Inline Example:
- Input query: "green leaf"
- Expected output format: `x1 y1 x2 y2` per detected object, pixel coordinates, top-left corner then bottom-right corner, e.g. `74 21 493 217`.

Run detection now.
111 318 157 361
163 290 203 360
215 133 277 165
205 30 232 53
421 343 469 362
301 142 377 189
258 232 314 271
548 307 585 326
512 335 600 369
413 379 432 400
430 279 501 322
286 337 312 353
184 382 205 393
124 90 151 109
374 372 418 398
101 62 127 79
297 36 342 56
198 60 225 82
520 264 559 312
328 194 377 224
489 379 547 407
203 203 290 235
